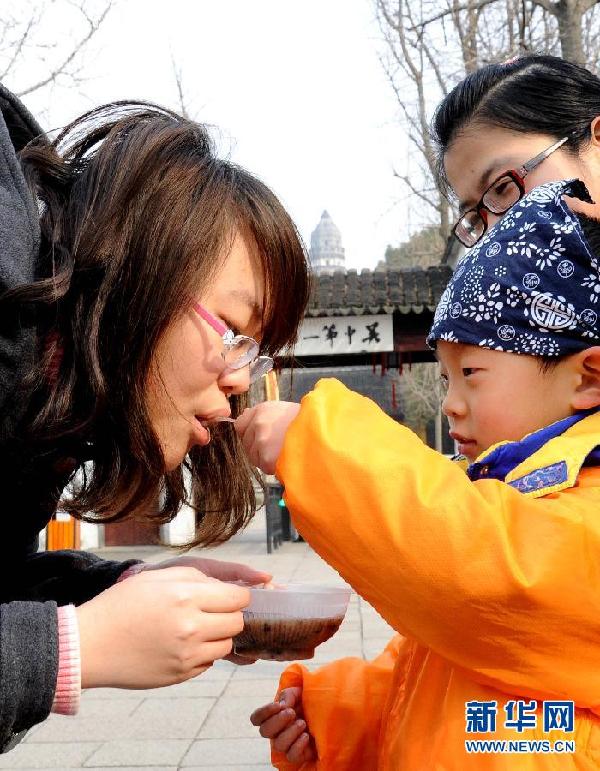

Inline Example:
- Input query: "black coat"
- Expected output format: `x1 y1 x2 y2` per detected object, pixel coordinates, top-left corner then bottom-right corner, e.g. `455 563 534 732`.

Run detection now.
0 85 138 752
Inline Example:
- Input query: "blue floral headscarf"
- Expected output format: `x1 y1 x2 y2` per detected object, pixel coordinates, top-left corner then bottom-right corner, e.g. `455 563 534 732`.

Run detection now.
427 179 600 357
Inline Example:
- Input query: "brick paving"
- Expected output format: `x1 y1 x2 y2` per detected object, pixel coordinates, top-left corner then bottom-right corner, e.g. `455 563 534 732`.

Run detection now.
1 511 393 770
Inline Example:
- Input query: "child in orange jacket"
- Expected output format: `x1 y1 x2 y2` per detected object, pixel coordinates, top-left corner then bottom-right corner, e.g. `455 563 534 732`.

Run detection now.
236 180 600 770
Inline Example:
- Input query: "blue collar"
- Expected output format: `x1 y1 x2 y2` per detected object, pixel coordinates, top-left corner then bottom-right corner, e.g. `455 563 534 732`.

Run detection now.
467 409 600 483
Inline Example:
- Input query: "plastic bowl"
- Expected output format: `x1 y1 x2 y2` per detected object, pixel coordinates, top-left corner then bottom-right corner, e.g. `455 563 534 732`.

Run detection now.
233 583 351 660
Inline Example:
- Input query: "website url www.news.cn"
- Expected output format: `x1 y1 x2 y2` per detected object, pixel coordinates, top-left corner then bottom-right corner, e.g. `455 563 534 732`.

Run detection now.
465 740 576 754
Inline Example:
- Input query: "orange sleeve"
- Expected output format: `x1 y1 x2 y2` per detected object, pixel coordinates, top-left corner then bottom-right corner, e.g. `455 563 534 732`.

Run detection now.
272 636 403 771
275 379 600 704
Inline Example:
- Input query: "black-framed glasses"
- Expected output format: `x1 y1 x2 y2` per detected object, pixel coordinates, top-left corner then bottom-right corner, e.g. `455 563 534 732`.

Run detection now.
453 136 570 248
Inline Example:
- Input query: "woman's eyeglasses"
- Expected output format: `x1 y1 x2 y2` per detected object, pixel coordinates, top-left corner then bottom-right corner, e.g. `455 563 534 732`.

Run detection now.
192 302 273 384
453 136 570 248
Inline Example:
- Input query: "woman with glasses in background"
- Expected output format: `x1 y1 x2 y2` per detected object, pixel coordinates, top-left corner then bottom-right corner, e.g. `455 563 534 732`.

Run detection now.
0 90 309 751
431 55 600 249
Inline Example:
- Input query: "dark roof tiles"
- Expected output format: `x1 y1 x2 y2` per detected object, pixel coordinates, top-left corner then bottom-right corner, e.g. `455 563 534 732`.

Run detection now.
307 264 452 316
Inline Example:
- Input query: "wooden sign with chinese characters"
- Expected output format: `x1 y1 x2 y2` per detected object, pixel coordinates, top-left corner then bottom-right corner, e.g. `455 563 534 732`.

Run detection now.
294 315 393 356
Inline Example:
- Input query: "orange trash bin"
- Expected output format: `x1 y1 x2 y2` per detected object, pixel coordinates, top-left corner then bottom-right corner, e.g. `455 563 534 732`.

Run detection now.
46 513 80 550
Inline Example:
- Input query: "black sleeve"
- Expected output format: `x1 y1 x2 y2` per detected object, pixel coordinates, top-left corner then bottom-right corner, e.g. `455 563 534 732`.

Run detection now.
0 451 143 607
2 542 141 606
0 601 58 752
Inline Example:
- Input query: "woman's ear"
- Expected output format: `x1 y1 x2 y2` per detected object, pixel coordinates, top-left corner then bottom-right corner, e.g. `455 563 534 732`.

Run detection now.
572 346 600 410
591 116 600 148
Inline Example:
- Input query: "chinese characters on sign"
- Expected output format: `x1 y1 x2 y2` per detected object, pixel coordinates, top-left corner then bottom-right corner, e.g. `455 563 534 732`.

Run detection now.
294 315 393 356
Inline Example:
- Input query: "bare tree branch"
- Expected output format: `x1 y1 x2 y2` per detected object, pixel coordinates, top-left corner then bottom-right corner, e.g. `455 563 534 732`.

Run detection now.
0 15 37 81
393 170 439 209
171 55 190 119
14 1 113 98
529 0 552 11
410 0 497 30
397 363 442 429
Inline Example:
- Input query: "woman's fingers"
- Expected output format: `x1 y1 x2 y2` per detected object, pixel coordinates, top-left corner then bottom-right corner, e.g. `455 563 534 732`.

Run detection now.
193 610 244 640
206 559 271 584
189 580 251 613
187 637 233 668
161 556 272 585
138 566 251 611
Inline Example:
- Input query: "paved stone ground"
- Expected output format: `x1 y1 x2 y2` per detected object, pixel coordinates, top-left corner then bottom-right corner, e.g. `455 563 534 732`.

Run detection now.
1 512 393 770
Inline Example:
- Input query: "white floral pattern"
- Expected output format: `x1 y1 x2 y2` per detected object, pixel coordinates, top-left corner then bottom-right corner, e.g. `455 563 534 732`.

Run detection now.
478 338 504 350
459 263 485 304
533 235 565 271
427 179 600 357
464 283 504 324
582 253 600 304
439 331 458 342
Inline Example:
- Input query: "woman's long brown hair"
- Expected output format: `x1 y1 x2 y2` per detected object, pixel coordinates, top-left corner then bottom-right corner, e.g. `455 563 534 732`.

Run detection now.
5 101 310 546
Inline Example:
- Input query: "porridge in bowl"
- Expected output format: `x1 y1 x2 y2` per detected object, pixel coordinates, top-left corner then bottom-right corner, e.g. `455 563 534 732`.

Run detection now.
233 583 351 660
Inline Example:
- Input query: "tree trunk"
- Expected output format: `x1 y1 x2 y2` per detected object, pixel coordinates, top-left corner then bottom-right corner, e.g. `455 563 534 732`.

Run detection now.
439 198 451 243
530 0 598 65
555 0 585 63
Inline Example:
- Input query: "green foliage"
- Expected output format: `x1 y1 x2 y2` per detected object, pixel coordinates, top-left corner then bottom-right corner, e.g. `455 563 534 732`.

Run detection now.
378 225 445 269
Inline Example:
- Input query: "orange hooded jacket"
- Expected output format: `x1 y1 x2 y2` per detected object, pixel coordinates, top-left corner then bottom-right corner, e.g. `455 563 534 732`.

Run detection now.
271 379 600 770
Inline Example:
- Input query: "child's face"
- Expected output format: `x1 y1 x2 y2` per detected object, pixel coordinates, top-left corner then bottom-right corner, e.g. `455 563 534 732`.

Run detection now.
437 341 576 461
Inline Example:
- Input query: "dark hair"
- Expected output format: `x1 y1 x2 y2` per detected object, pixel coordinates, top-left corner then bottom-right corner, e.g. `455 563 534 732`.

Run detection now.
5 101 310 546
432 55 600 190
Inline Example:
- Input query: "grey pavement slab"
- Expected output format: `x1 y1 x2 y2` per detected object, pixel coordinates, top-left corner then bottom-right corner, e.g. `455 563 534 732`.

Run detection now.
220 678 284 698
84 739 191 767
0 742 101 768
185 767 272 771
181 738 271 766
198 695 268 740
30 697 214 743
227 660 288 682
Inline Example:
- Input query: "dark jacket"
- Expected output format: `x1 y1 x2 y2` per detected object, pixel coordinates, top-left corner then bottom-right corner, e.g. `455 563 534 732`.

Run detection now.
0 85 138 752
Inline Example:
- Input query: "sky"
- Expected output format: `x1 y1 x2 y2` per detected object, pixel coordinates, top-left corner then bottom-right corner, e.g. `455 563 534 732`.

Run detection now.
12 0 413 271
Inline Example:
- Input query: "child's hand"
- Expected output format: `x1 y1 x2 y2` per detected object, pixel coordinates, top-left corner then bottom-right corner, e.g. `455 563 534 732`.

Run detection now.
250 686 317 765
235 402 300 475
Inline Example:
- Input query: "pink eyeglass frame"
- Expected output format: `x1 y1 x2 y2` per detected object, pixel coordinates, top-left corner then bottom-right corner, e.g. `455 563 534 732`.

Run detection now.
192 301 230 337
191 301 274 382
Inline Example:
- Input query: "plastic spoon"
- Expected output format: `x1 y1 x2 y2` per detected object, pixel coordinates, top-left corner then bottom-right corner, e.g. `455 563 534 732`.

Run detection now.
200 416 235 427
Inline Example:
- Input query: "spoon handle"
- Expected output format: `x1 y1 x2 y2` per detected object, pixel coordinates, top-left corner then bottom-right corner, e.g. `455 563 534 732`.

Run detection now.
200 416 235 428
